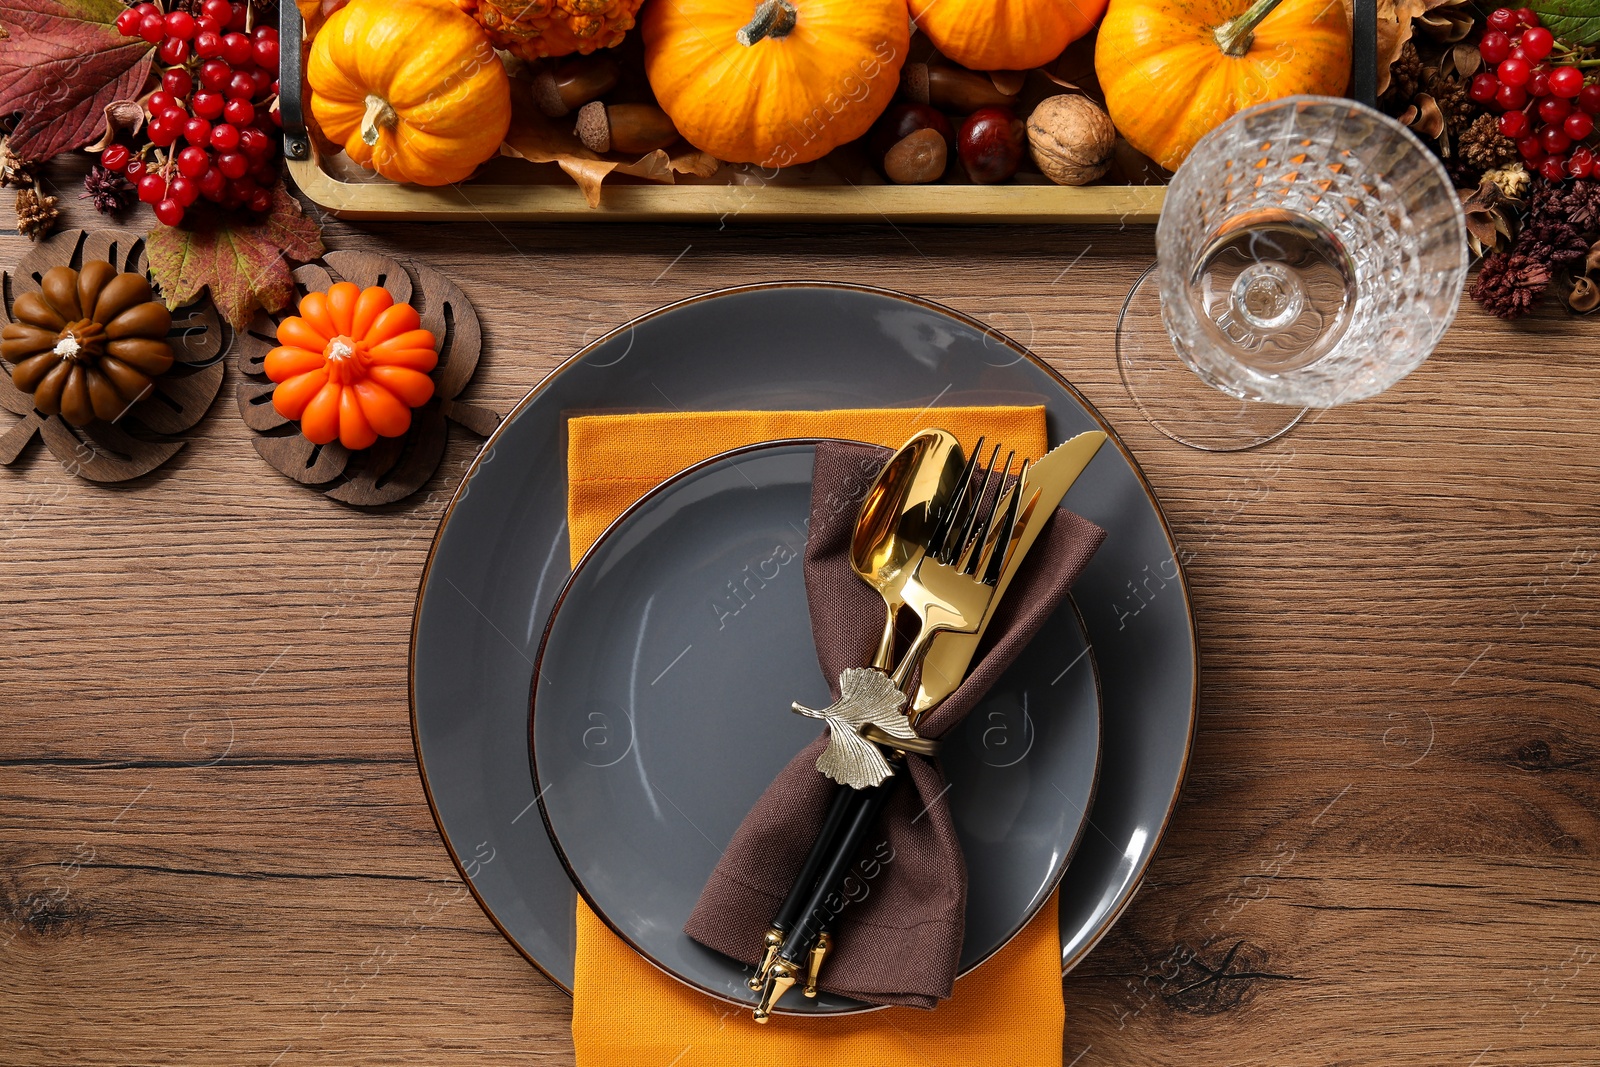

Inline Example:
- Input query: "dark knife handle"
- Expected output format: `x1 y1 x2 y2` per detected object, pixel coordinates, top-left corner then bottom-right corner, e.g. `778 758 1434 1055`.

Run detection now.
748 782 854 989
778 776 898 968
775 782 854 932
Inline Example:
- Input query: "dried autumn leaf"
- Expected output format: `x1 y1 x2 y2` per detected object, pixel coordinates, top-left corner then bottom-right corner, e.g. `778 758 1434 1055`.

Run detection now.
500 76 709 207
1369 0 1425 96
0 0 155 159
145 183 326 330
669 147 721 179
989 70 1026 96
502 108 620 208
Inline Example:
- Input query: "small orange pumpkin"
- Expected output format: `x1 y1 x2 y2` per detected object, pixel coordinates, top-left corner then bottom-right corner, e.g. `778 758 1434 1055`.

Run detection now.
307 0 512 186
910 0 1106 72
266 283 439 451
1096 0 1351 171
643 0 910 167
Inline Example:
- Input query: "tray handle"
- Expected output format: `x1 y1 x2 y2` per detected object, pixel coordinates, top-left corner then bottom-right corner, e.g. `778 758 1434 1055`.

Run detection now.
280 1 310 163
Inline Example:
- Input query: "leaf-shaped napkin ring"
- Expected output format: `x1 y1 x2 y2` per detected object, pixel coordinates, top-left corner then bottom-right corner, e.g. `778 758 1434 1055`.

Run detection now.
791 667 938 789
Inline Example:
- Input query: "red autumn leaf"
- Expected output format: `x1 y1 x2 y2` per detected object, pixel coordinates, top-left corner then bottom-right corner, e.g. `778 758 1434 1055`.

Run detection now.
0 0 155 159
146 183 327 330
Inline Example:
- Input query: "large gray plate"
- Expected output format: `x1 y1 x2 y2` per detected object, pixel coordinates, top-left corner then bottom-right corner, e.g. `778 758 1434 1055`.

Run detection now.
410 281 1197 993
529 441 1101 1014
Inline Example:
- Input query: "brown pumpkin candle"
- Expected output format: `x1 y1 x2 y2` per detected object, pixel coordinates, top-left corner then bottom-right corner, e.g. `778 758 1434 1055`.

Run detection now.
1 263 173 427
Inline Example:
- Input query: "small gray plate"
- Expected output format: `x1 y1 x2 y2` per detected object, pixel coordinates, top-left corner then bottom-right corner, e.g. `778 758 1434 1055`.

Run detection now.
530 441 1101 1014
409 282 1197 994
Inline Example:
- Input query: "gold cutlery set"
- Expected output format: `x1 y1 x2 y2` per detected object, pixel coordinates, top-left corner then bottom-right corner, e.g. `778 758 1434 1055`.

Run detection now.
750 427 1107 1019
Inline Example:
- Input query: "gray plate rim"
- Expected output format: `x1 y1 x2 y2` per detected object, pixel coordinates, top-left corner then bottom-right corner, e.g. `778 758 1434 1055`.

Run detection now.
527 437 1104 1014
408 279 1199 994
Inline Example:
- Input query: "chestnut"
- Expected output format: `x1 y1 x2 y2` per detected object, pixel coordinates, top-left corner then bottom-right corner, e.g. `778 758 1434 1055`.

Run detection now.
958 106 1025 184
870 103 955 161
883 128 947 184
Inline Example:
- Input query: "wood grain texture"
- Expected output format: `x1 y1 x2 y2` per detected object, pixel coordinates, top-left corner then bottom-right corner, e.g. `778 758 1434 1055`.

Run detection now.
3 164 1598 1066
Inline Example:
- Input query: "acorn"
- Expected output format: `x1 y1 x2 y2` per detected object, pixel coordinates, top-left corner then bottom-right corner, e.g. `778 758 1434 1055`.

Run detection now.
530 56 621 117
576 102 680 155
900 63 1018 114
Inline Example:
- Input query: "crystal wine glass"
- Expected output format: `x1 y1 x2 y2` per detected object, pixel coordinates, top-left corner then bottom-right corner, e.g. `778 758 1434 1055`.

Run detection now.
1117 95 1469 451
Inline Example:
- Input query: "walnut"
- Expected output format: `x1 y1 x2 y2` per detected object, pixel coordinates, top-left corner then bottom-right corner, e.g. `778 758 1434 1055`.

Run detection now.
1026 94 1116 187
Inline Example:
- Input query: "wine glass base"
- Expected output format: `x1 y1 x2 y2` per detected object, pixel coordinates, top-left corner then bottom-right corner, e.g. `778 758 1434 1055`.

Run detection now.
1116 265 1308 453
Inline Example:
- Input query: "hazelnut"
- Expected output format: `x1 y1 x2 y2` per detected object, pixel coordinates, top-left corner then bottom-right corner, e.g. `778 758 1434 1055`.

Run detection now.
1026 94 1116 187
884 128 948 184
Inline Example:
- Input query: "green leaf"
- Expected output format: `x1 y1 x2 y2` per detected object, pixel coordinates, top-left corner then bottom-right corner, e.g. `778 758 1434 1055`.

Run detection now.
146 185 327 331
0 0 155 159
1530 0 1600 45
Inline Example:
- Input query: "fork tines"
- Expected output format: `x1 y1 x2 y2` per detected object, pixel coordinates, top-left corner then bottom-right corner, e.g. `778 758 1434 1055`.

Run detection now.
930 440 1027 584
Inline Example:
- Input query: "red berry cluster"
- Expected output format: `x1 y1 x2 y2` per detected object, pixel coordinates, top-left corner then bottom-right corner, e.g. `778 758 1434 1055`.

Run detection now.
1469 7 1600 181
107 1 283 226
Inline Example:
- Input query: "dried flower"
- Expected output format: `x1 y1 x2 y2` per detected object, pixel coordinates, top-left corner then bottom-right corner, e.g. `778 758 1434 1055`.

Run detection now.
1484 163 1531 201
1462 176 1522 256
81 163 135 215
0 136 36 189
15 185 59 241
1424 67 1476 134
1456 114 1519 183
1473 250 1551 318
1382 41 1424 110
1472 178 1600 318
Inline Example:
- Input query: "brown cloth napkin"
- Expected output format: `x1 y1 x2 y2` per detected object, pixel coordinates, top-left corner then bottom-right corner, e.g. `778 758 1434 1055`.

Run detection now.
684 441 1106 1009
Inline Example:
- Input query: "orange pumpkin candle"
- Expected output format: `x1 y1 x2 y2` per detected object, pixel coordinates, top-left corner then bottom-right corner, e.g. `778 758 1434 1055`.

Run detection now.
266 282 439 451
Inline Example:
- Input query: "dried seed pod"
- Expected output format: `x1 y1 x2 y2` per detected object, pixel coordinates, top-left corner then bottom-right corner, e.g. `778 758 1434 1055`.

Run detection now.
1567 276 1598 313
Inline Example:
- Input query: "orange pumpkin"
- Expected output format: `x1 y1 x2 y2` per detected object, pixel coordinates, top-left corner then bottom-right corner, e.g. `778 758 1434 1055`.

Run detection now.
1096 0 1351 171
910 0 1105 72
266 283 439 451
643 0 910 167
307 0 512 186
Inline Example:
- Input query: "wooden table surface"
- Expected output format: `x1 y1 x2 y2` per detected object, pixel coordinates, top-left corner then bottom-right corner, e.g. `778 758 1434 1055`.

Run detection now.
4 176 1598 1067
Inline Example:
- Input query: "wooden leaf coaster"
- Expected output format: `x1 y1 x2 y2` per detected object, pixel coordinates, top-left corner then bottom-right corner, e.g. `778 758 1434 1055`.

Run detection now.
233 249 501 507
0 228 227 482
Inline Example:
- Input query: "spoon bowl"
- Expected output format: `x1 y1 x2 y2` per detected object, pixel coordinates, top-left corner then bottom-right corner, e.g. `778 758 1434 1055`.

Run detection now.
849 429 966 670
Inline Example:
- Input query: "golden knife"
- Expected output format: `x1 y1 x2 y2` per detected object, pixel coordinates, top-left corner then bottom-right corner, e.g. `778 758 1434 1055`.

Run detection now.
907 430 1107 718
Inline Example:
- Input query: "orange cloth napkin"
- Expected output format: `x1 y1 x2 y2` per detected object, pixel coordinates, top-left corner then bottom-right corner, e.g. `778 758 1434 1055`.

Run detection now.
565 406 1065 1067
